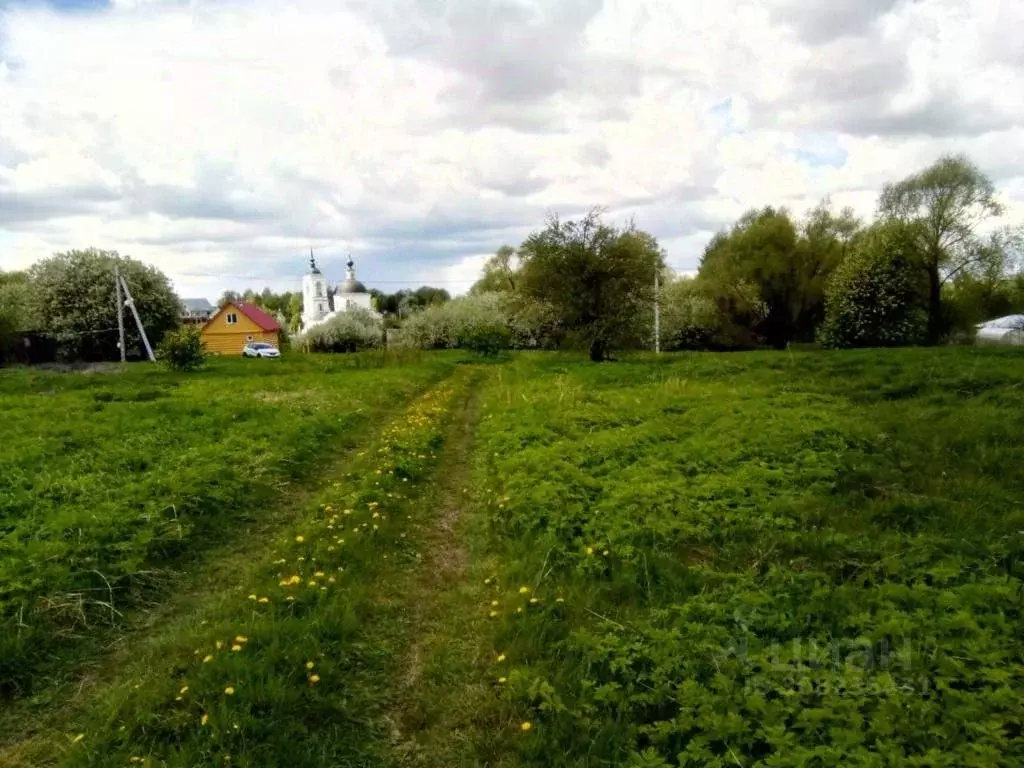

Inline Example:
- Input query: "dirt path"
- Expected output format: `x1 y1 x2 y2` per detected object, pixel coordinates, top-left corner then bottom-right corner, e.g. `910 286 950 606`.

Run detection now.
384 372 497 767
0 424 402 768
1 370 493 768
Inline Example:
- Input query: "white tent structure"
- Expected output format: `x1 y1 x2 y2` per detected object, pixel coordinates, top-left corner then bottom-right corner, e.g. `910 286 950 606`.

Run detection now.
976 314 1024 345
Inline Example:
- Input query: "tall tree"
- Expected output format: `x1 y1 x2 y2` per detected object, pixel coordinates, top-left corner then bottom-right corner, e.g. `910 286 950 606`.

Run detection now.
29 249 180 360
878 154 1008 343
471 245 519 294
698 207 800 347
218 290 242 307
287 293 304 332
517 210 664 361
698 203 861 346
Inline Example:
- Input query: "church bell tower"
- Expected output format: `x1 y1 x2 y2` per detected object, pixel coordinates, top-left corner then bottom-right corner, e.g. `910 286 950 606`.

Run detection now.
302 250 330 329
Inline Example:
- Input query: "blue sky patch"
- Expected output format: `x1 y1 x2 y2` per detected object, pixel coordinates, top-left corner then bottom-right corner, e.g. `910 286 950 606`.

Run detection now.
792 133 848 168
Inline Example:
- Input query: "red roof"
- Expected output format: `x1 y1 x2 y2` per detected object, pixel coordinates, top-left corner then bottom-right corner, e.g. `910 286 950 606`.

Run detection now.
237 302 281 332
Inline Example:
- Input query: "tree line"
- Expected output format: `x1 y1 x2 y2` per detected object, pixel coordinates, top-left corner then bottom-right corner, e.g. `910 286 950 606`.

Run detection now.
426 153 1021 357
3 153 1020 364
0 250 454 362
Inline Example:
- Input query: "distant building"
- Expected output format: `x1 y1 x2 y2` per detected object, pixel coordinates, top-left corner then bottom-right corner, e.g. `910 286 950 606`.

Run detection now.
181 298 216 325
301 253 374 331
201 302 282 355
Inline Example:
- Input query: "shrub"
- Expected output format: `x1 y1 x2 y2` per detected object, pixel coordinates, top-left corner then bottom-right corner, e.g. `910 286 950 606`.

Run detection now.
660 277 758 350
400 292 560 352
157 326 207 371
299 308 382 353
819 225 927 349
460 322 512 357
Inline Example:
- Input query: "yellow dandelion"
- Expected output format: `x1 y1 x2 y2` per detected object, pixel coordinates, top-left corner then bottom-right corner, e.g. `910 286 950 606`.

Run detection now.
231 644 242 652
202 654 214 663
556 597 565 603
484 578 491 585
518 586 530 595
496 653 506 662
201 714 209 726
248 594 257 601
586 547 594 555
258 597 270 604
520 721 532 732
286 596 295 602
491 600 499 607
516 607 524 614
498 677 507 683
602 550 609 556
314 571 325 578
328 577 336 584
180 685 189 694
224 686 235 695
295 535 305 543
215 641 223 649
305 661 315 669
489 611 498 618
309 674 321 684
234 636 247 644
529 598 539 604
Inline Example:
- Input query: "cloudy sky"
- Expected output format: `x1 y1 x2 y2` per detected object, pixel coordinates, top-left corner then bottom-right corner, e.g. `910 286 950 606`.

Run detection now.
1 0 1022 299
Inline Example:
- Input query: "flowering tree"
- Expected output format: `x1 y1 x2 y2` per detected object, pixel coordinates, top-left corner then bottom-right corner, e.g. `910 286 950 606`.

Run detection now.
818 224 927 348
298 308 382 352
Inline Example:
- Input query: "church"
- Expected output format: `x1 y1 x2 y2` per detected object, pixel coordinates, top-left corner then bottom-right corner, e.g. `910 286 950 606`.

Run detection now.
301 253 375 331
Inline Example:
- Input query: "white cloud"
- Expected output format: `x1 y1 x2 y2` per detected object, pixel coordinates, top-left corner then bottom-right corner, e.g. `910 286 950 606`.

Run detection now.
0 0 1022 299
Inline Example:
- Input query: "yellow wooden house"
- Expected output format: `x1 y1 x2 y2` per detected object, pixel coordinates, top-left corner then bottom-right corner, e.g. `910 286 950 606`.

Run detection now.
201 302 282 356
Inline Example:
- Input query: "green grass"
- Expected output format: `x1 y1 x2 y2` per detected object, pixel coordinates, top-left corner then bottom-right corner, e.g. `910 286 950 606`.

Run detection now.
4 347 1024 767
459 348 1024 766
0 352 458 704
49 370 477 768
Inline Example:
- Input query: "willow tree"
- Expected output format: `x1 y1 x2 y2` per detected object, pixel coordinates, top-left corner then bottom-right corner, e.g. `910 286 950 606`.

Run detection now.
878 154 1008 343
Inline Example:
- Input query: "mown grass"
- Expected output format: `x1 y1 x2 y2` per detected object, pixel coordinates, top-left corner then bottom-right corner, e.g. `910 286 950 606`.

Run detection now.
0 351 457 707
462 348 1024 766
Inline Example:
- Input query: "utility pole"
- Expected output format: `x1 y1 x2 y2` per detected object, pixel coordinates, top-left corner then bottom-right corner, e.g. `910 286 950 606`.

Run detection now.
114 266 127 362
654 269 661 354
119 274 156 362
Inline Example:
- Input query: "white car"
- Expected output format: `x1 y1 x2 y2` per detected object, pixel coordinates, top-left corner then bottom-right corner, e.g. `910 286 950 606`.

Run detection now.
975 315 1024 346
242 342 281 358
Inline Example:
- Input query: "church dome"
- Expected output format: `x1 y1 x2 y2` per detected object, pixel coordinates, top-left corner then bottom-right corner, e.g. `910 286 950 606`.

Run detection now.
338 278 368 294
337 256 368 293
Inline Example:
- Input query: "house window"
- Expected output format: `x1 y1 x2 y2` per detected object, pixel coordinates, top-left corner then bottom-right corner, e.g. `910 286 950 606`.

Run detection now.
226 313 238 325
246 335 254 342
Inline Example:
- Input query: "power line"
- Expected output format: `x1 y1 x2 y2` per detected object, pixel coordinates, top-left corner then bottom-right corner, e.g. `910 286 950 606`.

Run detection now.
174 264 697 285
175 272 478 284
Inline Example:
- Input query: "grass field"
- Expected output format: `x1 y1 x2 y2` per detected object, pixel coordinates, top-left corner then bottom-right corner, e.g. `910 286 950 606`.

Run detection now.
0 352 457 708
2 348 1023 766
